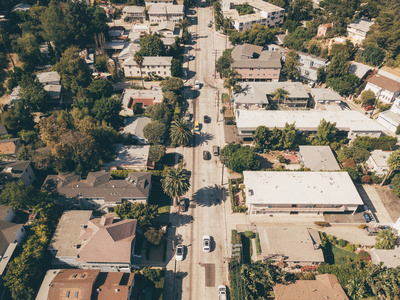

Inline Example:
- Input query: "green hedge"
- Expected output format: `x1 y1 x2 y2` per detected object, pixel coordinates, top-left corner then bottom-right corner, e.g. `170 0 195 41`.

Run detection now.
255 233 262 255
111 169 163 179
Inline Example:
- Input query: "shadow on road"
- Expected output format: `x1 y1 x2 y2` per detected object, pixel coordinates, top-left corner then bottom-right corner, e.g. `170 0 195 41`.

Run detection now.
170 212 194 227
191 185 221 207
194 131 214 147
164 270 188 300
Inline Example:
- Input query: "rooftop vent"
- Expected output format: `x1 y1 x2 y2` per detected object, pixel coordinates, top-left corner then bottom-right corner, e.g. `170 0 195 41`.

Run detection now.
115 289 120 292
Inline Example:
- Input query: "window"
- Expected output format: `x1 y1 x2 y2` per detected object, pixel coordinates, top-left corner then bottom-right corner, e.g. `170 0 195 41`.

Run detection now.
65 291 70 299
80 274 86 278
72 274 78 278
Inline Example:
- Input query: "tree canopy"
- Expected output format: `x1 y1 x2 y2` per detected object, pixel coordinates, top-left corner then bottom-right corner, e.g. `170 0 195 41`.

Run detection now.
138 34 165 56
114 202 160 227
143 121 167 144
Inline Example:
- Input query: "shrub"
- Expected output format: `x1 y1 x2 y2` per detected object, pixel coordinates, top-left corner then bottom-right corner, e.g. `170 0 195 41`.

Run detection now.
358 224 368 229
231 230 241 245
357 250 371 260
255 233 262 255
370 172 384 184
362 175 371 183
345 243 355 252
338 239 347 247
355 243 360 249
244 231 254 239
142 267 162 282
314 221 330 227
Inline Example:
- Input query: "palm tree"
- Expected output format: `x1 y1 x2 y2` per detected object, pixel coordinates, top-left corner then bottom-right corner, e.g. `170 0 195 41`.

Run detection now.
271 88 289 106
223 68 241 107
381 149 400 186
134 52 144 89
170 119 193 146
375 229 397 249
161 167 191 206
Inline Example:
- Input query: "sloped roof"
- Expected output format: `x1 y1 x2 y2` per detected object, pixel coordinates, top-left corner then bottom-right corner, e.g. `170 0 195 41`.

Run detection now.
231 44 281 68
347 18 374 33
299 146 341 171
122 116 152 140
76 217 137 263
274 274 349 300
93 272 136 300
156 21 175 32
36 71 60 84
0 221 23 255
367 74 400 93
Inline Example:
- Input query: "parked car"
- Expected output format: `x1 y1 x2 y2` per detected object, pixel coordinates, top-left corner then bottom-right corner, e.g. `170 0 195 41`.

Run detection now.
365 227 379 236
189 54 194 61
364 105 375 111
308 81 315 88
213 146 220 156
195 80 201 89
207 20 212 27
204 115 211 123
218 285 227 300
203 150 211 160
176 244 184 261
364 212 371 223
179 198 187 212
202 235 211 252
194 121 200 131
185 111 191 121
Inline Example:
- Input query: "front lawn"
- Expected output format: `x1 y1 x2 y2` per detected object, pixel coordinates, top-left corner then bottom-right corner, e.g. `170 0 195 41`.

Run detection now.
332 245 357 265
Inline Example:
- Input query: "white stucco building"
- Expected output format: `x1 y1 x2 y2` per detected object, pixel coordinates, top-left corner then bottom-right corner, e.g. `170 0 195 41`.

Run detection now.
122 6 146 22
378 97 400 133
364 73 400 105
123 56 172 78
347 19 374 44
147 4 184 23
366 150 394 176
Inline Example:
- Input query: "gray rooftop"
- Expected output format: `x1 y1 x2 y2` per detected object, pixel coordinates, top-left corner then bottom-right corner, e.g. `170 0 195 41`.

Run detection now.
122 116 152 140
311 89 342 102
48 210 93 258
235 82 309 105
370 247 400 268
258 226 325 263
0 124 7 136
44 170 152 203
368 150 392 168
36 71 60 84
148 4 184 14
123 56 173 67
347 19 374 33
0 160 31 179
299 146 341 171
231 44 281 69
349 61 372 79
122 5 145 13
103 144 150 170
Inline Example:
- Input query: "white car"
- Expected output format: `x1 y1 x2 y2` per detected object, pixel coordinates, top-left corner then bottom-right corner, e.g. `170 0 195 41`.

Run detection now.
218 285 227 300
195 80 201 90
176 244 184 261
202 235 211 252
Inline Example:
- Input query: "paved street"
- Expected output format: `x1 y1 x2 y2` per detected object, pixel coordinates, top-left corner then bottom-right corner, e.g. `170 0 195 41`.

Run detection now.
163 3 231 300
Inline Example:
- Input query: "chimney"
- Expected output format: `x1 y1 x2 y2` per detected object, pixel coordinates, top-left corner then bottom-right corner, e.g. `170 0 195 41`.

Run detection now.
100 215 114 226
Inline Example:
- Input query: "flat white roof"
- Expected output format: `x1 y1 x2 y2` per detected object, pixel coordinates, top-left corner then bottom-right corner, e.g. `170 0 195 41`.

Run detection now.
311 89 342 102
369 150 392 168
236 109 386 132
243 171 364 206
370 247 400 268
103 144 149 169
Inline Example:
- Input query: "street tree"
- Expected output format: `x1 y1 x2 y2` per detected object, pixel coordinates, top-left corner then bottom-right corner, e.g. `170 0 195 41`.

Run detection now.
145 227 164 246
170 58 183 78
149 144 166 163
114 202 160 226
380 149 400 186
145 103 173 125
282 50 300 80
313 119 337 145
375 229 397 249
360 90 376 106
253 126 270 149
134 52 145 88
55 46 91 93
160 77 184 92
271 88 289 105
170 119 193 146
225 145 259 173
89 79 113 101
143 121 167 144
161 167 191 206
223 69 242 102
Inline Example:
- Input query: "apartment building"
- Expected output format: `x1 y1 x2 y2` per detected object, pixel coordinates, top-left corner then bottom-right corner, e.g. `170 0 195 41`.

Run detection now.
123 56 173 78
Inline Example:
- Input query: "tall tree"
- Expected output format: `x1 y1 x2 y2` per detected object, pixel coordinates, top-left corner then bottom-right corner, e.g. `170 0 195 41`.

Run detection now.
360 90 376 106
143 121 167 144
19 74 50 112
89 79 114 101
326 50 350 79
170 119 193 146
149 144 166 163
170 58 183 78
375 229 397 249
282 50 300 80
271 88 289 105
253 126 270 149
161 167 191 206
134 52 145 89
313 119 337 145
114 202 159 226
138 34 165 56
15 33 41 71
380 149 400 186
91 97 122 129
41 3 70 52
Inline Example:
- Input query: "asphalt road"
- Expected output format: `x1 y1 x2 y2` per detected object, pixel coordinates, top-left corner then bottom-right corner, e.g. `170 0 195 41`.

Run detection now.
163 3 230 300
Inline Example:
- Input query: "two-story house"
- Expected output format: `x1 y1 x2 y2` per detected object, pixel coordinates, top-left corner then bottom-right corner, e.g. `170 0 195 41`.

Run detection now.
231 44 282 82
151 21 182 47
36 71 62 105
0 160 36 186
378 97 400 133
364 73 400 104
317 23 333 37
122 6 146 22
48 212 141 272
147 4 184 23
347 19 374 44
42 171 152 212
297 52 329 83
123 56 173 78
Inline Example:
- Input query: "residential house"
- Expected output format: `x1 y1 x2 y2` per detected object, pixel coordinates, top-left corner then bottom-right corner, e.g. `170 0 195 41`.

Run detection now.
234 82 309 110
122 116 152 143
43 170 152 212
103 144 150 171
145 0 173 6
349 61 373 82
317 23 333 37
299 146 341 171
121 87 163 116
0 205 26 276
48 212 141 271
378 97 400 133
266 44 289 61
366 150 395 176
9 86 21 106
243 171 364 215
256 226 324 267
117 43 141 66
36 269 136 300
221 0 284 32
123 56 173 78
0 160 36 186
370 247 400 268
311 88 342 104
122 6 146 22
274 274 349 300
347 19 374 44
275 34 286 46
231 44 282 82
36 71 62 104
152 21 182 47
364 73 400 104
235 109 386 141
0 138 21 155
147 4 184 23
297 52 329 82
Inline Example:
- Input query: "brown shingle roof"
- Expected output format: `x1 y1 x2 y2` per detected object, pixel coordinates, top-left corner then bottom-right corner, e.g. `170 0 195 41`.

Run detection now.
273 274 349 300
93 272 136 300
367 74 400 93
